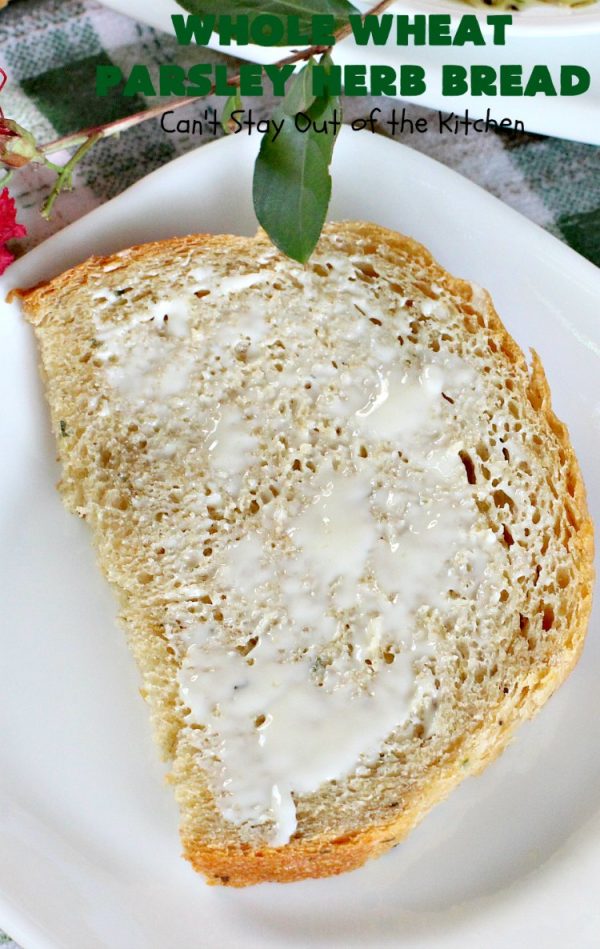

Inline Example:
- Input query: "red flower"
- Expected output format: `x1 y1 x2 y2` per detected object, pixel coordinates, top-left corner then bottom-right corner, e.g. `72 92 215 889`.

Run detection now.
0 187 26 274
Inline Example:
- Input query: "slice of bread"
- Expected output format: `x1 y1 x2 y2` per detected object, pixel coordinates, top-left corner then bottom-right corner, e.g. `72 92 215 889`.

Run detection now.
19 221 593 886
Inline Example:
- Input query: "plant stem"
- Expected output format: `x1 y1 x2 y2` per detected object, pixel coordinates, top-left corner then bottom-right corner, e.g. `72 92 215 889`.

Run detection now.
39 0 394 157
40 132 101 218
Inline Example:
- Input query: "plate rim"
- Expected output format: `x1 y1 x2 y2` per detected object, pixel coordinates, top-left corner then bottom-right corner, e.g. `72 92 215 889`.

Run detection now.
1 129 599 949
6 131 599 291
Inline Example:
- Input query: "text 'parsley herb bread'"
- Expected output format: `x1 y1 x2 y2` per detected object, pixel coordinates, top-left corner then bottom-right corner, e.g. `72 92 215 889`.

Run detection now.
19 222 593 886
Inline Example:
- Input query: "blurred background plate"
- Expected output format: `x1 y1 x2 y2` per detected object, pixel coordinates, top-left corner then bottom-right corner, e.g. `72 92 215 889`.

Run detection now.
99 0 600 144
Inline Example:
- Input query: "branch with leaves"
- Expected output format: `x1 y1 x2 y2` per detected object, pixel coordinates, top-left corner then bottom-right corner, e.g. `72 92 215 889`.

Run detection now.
0 0 394 270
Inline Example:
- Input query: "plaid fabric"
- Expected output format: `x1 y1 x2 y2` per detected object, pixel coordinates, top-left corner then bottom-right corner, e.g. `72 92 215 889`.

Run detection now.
0 0 598 264
0 0 598 943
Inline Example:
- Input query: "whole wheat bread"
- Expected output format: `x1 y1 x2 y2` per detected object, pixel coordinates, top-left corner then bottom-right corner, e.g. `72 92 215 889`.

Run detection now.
18 222 593 886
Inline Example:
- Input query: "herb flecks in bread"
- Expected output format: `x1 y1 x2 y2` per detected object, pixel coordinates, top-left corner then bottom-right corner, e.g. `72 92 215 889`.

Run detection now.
20 222 593 886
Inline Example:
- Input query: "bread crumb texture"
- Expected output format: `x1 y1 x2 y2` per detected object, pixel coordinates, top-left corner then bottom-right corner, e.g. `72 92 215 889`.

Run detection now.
20 222 593 885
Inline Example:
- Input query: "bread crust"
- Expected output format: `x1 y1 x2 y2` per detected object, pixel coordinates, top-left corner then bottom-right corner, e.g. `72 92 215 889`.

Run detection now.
19 221 594 887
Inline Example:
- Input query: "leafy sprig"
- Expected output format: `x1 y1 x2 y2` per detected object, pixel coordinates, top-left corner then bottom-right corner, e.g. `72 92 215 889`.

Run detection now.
0 1 394 264
174 0 400 259
253 54 340 262
221 86 243 133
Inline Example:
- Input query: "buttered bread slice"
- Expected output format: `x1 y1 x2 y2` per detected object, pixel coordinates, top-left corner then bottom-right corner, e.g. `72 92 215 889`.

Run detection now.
20 222 593 886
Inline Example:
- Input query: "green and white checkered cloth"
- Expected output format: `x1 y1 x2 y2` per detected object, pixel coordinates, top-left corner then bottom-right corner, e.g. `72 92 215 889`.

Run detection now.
0 0 598 944
1 0 599 265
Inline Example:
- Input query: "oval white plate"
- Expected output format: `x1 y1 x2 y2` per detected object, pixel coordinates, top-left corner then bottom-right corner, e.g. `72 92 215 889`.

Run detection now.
99 0 600 145
1 130 599 949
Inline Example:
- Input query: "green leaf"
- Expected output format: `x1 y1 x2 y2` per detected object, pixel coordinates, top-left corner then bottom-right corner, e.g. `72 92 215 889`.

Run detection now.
221 86 243 134
281 60 316 116
252 55 341 263
174 0 359 45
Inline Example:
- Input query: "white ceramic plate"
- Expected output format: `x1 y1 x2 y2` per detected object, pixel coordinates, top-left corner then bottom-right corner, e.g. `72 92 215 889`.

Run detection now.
99 0 600 146
391 0 600 34
1 130 599 949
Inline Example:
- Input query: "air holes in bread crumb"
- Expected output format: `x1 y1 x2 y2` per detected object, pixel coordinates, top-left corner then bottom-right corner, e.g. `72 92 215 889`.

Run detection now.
415 281 439 301
355 263 380 280
459 450 477 485
493 489 514 511
502 525 514 547
542 605 555 631
238 637 258 657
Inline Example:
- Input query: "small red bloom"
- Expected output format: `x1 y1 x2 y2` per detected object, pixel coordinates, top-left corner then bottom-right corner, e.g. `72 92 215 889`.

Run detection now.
0 187 26 274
